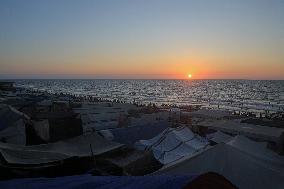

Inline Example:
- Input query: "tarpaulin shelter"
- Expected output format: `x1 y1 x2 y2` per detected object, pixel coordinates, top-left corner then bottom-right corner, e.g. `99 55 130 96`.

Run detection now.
206 131 233 144
102 121 169 145
136 126 209 164
155 136 284 189
0 133 124 166
0 172 237 189
0 104 30 145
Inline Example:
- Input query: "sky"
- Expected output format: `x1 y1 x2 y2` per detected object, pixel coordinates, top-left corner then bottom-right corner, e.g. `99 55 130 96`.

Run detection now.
0 0 284 79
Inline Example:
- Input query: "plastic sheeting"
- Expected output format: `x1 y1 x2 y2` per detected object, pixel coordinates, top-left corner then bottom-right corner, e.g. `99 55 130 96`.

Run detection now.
156 139 284 189
0 174 196 189
108 121 169 145
0 104 29 131
206 131 233 144
0 105 28 145
199 119 284 142
227 135 284 170
33 120 50 142
136 126 209 164
0 119 26 144
0 133 124 165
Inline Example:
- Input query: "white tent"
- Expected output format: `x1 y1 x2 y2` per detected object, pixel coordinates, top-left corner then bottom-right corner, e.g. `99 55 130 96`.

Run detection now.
136 126 209 164
155 136 284 189
227 135 284 170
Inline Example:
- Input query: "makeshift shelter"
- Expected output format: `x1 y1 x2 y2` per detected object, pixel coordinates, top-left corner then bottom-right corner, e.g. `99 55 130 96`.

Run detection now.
100 121 169 145
136 126 209 164
227 135 284 168
0 104 30 145
128 112 169 127
97 147 162 176
156 136 284 189
198 119 284 153
75 108 122 132
36 100 52 113
53 101 70 112
206 131 233 144
0 133 124 179
32 120 50 142
0 133 124 165
27 112 83 144
0 172 237 189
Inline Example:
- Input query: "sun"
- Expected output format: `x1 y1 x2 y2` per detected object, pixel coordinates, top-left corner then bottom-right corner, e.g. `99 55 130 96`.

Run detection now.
188 74 192 79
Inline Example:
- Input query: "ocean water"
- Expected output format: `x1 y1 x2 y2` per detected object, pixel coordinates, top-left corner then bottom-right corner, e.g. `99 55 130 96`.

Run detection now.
15 79 284 113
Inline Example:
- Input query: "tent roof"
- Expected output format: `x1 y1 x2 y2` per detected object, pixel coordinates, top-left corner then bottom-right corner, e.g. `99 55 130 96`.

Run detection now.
137 126 209 164
206 131 233 144
0 174 196 189
110 121 169 145
227 135 284 167
155 142 284 189
0 173 237 189
199 119 284 141
0 104 29 131
0 133 124 165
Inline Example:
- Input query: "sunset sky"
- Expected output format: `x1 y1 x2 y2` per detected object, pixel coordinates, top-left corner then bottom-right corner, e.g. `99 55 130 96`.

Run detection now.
0 0 284 79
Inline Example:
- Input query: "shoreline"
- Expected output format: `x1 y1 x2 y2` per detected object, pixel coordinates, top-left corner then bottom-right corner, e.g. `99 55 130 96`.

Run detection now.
14 85 284 119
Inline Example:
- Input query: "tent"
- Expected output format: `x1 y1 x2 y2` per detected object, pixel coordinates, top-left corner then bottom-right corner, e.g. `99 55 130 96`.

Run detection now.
103 121 169 145
227 135 284 170
0 172 237 189
206 131 233 144
155 136 284 189
0 133 124 165
0 104 29 145
136 126 209 164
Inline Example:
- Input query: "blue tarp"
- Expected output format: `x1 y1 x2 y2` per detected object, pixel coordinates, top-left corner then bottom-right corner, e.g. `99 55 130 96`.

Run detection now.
111 121 169 145
0 174 197 189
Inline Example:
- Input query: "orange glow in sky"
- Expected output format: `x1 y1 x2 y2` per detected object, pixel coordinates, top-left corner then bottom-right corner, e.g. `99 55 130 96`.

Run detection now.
0 1 284 80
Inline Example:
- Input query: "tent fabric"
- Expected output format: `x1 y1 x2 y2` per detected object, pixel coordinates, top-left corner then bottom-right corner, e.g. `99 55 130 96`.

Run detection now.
156 142 284 189
0 148 69 165
0 133 124 165
98 130 114 141
136 126 209 164
109 121 169 145
33 120 50 142
0 119 26 144
0 174 197 189
0 104 29 145
206 131 233 144
199 119 284 141
227 135 284 169
136 127 170 148
0 104 29 131
154 143 197 164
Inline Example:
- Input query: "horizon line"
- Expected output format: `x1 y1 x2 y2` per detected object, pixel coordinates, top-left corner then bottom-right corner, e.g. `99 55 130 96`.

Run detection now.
1 78 284 81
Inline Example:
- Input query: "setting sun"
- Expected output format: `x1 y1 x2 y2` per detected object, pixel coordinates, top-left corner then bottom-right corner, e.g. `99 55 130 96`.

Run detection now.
188 74 192 78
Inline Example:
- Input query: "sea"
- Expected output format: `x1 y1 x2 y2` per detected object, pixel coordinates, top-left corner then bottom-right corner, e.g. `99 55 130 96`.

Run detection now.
14 79 284 114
